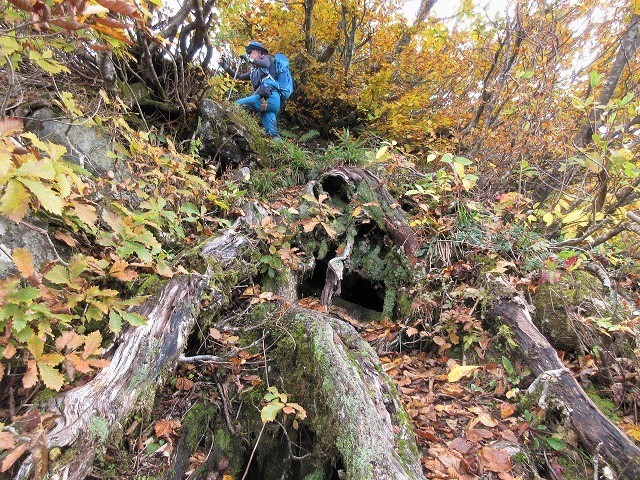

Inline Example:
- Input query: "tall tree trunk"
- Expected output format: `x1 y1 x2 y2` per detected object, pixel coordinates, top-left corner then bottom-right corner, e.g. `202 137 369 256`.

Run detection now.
392 0 437 58
573 14 640 149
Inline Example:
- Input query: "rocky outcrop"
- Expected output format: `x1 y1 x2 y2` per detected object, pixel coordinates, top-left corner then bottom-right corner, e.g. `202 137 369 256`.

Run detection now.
195 99 269 172
25 108 117 177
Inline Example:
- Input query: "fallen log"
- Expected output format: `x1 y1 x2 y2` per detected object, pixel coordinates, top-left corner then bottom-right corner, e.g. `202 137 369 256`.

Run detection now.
486 275 640 478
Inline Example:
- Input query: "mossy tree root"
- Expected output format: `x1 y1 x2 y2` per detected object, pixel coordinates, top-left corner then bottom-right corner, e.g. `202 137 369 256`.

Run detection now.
13 229 256 480
267 306 425 480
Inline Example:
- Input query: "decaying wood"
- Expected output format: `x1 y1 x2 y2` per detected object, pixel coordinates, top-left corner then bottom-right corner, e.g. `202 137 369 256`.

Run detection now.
486 275 640 478
14 229 254 480
320 231 354 306
317 167 419 263
268 305 425 480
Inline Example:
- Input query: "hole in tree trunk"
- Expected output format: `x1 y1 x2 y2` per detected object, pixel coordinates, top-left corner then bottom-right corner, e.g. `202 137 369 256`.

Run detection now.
320 175 350 203
301 254 334 297
301 251 385 314
339 272 384 312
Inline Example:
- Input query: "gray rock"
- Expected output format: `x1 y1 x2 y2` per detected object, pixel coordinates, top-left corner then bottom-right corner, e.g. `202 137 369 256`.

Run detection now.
195 99 267 172
25 108 116 177
0 217 61 279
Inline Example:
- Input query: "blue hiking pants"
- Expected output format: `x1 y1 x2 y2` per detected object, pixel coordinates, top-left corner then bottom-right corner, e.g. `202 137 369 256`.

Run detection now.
236 91 280 137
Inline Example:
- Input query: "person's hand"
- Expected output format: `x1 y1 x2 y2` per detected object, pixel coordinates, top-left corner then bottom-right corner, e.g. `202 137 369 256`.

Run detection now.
239 53 250 63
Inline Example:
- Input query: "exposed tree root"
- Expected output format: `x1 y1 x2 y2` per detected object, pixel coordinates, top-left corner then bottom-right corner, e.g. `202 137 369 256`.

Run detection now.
13 230 255 480
252 305 425 480
486 275 640 478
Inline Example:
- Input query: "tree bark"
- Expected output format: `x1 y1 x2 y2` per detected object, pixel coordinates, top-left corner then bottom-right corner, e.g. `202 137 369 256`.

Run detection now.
391 0 437 58
486 275 640 478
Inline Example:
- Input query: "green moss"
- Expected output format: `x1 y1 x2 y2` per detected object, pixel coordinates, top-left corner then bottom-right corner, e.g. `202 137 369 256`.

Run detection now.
303 470 326 480
317 239 329 259
514 452 527 464
531 271 600 351
586 385 620 422
88 416 110 445
395 290 413 319
555 450 590 480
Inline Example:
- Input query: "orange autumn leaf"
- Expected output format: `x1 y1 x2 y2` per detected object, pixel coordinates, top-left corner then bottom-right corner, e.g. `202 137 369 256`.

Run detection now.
12 248 35 279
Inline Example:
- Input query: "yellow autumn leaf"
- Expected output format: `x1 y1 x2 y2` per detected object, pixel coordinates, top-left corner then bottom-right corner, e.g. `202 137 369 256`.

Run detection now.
18 178 64 215
622 422 640 442
0 179 30 222
83 330 103 359
447 365 481 382
12 248 34 278
542 211 553 226
562 208 585 224
37 363 66 391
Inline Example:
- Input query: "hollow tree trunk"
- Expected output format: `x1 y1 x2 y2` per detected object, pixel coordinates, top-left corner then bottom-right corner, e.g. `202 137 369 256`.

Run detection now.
317 167 419 263
254 305 426 480
14 229 256 480
486 275 640 478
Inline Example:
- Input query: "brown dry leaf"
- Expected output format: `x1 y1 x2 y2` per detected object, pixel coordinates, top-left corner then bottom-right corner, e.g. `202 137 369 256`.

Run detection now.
500 429 519 443
302 219 319 232
23 360 39 389
415 428 438 442
3 343 17 359
430 447 476 480
91 15 129 29
439 383 466 397
1 443 28 472
466 428 493 443
176 377 194 391
477 412 498 428
240 285 260 298
98 0 141 18
155 419 181 439
0 117 24 135
499 402 516 419
209 328 222 340
54 230 78 247
109 259 138 281
55 331 83 351
449 437 474 455
0 431 17 450
82 331 103 359
65 353 90 374
72 203 97 228
479 447 512 473
406 326 419 336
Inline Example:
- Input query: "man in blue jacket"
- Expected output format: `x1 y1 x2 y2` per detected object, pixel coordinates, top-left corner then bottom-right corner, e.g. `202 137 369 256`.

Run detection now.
220 41 281 138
